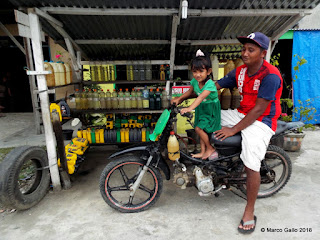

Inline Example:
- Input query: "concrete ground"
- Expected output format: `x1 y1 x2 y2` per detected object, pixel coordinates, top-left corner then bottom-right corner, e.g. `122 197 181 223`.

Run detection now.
0 113 319 240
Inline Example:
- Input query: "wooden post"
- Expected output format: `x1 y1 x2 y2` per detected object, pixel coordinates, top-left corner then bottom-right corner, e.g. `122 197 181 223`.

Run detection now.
23 37 42 134
28 9 61 190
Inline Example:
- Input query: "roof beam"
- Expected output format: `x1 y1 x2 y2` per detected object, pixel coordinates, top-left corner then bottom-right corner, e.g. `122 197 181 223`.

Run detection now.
34 8 63 28
177 39 240 45
41 7 312 17
271 13 305 40
73 39 240 46
75 39 170 45
0 21 26 55
80 60 170 65
188 9 312 17
30 8 89 60
41 7 178 16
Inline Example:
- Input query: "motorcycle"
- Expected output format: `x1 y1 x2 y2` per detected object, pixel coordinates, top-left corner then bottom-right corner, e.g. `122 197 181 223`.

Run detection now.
99 105 303 213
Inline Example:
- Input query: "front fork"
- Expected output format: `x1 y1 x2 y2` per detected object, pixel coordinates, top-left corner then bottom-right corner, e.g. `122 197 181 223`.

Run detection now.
129 154 154 196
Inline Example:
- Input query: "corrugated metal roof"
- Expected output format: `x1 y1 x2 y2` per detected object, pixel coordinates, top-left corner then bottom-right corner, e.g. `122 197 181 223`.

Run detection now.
7 0 320 61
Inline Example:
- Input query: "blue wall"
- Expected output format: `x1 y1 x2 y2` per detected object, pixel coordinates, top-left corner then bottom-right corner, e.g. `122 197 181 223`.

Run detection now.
292 31 320 124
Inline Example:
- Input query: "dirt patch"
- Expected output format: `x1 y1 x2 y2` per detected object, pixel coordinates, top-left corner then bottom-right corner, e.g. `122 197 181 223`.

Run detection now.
0 147 14 163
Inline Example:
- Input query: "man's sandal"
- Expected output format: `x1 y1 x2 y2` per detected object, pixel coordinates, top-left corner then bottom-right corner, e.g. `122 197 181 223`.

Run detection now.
238 216 257 234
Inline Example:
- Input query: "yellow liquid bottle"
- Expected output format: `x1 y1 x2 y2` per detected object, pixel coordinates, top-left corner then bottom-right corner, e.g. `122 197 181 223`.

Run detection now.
167 131 180 161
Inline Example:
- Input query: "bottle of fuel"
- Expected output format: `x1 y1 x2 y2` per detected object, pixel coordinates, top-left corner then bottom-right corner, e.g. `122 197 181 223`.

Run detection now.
167 131 180 161
142 86 149 109
75 89 81 110
155 88 161 110
149 88 155 110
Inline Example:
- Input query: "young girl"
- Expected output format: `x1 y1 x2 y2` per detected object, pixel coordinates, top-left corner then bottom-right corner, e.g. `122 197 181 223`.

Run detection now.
171 49 221 159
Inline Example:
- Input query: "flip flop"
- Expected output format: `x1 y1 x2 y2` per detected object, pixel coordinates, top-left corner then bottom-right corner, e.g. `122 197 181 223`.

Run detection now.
238 216 257 234
208 151 219 160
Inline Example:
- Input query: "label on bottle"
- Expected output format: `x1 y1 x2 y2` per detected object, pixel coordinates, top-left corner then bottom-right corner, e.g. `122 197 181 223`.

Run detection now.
143 99 149 109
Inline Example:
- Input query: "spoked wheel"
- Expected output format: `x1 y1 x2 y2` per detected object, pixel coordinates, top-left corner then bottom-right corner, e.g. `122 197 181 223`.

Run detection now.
99 155 163 213
240 145 292 198
0 146 50 210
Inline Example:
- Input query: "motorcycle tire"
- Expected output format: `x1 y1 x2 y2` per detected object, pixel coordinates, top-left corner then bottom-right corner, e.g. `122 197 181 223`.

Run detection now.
99 155 163 213
239 145 292 198
0 146 50 210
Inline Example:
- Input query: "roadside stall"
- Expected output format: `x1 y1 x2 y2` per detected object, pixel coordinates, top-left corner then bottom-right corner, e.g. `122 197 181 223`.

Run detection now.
0 0 319 210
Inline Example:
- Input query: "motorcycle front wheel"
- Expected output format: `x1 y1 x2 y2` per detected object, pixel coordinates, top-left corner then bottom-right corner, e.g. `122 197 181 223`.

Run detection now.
240 145 292 198
99 155 163 213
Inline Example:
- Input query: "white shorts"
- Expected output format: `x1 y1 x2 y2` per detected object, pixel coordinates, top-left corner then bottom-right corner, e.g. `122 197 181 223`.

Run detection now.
221 109 275 172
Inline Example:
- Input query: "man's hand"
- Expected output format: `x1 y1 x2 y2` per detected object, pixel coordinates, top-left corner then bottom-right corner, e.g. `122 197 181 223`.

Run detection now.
214 127 237 141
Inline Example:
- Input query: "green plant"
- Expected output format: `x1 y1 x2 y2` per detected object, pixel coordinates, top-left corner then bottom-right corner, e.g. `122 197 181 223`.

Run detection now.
279 55 318 131
271 53 280 67
292 99 317 132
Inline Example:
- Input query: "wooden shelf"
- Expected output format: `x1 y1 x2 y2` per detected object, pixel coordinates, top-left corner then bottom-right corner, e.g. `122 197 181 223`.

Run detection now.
71 109 164 114
48 82 80 89
82 80 168 85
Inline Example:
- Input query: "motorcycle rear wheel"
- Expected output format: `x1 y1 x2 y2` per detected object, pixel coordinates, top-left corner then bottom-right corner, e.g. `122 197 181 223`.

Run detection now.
99 155 163 213
240 145 292 198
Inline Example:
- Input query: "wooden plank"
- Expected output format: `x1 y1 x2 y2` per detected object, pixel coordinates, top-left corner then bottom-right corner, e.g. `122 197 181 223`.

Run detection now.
17 23 45 42
28 11 61 190
14 10 29 27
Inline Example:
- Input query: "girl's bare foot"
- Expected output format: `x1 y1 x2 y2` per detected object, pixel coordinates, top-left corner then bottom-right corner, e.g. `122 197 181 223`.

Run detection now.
202 149 215 159
191 152 204 158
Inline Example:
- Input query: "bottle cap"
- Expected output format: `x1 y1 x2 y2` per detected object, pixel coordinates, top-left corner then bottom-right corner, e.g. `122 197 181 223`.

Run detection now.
170 131 175 135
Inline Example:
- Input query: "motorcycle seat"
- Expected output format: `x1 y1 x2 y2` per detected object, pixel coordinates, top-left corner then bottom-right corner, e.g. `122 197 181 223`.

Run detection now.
210 132 242 147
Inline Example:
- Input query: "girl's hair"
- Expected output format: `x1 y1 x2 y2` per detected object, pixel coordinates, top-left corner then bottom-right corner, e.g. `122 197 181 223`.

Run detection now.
191 52 213 81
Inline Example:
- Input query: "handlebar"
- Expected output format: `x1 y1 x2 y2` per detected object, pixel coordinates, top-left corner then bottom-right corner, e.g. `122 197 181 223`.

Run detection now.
169 104 193 119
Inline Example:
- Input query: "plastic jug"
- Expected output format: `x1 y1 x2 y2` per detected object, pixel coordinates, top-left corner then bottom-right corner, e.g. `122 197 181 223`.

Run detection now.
44 61 55 87
75 89 81 110
221 88 231 110
224 60 235 76
161 88 170 109
80 90 88 110
167 131 180 161
57 61 66 85
234 58 244 68
131 89 137 109
50 61 61 86
106 89 112 109
118 95 125 109
231 88 241 109
87 89 93 109
99 89 106 109
124 92 131 109
93 89 100 110
210 55 219 81
64 62 72 84
137 90 143 109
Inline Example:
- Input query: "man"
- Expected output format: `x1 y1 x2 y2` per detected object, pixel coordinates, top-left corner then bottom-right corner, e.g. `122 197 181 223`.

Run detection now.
215 32 283 234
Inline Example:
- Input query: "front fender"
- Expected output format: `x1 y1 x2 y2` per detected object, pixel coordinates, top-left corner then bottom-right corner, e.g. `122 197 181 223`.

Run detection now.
108 146 148 159
108 145 170 180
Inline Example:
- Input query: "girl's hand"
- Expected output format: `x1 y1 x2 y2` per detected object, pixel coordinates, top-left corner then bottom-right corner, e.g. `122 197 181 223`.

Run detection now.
180 107 191 115
171 97 181 106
